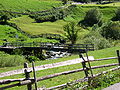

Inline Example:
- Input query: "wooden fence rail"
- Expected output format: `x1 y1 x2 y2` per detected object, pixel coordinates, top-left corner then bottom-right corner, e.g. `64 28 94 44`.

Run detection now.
0 57 118 84
48 66 120 90
0 50 120 90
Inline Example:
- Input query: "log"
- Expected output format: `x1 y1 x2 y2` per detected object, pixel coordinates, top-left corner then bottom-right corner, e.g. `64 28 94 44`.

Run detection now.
48 78 88 90
84 57 118 63
47 66 120 90
0 78 25 84
93 66 120 77
0 83 20 89
19 63 119 86
0 65 119 89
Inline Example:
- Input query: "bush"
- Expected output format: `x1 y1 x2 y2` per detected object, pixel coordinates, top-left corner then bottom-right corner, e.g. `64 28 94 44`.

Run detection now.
100 21 120 40
79 8 103 27
29 6 72 23
65 70 120 90
63 22 80 44
84 31 111 50
112 8 120 21
0 52 25 67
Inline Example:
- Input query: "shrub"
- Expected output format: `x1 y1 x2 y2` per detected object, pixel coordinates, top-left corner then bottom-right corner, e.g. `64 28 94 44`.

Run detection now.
63 22 80 44
79 8 103 27
0 11 11 24
100 21 120 40
29 6 72 23
112 8 120 21
84 31 111 50
0 52 25 67
65 70 120 90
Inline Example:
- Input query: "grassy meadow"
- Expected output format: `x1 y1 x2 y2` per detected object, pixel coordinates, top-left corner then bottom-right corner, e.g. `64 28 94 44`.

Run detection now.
0 1 120 89
9 5 117 36
0 0 62 12
10 16 67 35
0 46 120 89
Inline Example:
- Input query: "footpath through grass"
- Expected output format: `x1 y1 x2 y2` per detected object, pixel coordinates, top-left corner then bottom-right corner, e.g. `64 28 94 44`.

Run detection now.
0 47 120 89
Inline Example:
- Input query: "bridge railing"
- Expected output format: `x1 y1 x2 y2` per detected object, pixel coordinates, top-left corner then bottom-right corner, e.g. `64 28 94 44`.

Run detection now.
2 42 94 51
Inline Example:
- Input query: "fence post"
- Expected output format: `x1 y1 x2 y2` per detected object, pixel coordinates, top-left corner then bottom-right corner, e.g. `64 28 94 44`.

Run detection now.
32 61 38 90
117 50 120 66
24 63 32 90
79 53 89 78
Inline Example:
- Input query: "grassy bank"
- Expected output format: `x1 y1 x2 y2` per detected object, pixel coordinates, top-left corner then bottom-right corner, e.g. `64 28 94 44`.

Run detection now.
0 46 120 89
10 16 67 35
0 0 62 12
9 6 116 36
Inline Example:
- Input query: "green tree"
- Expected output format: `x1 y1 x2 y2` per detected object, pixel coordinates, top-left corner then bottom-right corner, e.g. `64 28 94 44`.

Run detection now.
63 22 80 44
80 8 103 27
0 11 11 24
62 0 68 4
112 8 120 21
84 30 111 50
101 21 120 40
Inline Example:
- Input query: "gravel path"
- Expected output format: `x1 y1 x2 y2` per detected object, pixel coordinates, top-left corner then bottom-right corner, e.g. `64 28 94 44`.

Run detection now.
0 56 94 78
103 83 120 90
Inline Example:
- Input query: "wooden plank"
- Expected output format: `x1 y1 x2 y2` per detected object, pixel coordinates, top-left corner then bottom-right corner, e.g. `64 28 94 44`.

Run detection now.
117 50 120 65
0 78 24 84
0 83 20 89
48 66 120 90
19 63 119 86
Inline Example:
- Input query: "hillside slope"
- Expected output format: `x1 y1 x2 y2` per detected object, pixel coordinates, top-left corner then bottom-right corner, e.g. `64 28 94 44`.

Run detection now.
0 0 62 12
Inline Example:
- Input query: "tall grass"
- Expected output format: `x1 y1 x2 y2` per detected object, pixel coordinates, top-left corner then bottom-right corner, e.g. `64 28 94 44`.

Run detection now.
0 52 26 67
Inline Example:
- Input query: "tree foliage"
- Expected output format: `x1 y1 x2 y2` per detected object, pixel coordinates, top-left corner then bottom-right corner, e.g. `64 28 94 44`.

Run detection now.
63 22 80 44
112 8 120 21
62 0 68 4
101 21 120 40
79 8 103 27
0 11 11 24
84 30 111 50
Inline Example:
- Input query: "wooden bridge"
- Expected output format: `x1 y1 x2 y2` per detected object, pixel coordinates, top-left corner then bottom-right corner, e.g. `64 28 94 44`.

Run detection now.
0 42 94 53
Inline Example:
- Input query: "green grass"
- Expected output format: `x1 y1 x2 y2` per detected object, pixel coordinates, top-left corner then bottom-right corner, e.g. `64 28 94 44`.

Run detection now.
0 46 119 73
9 6 117 36
0 24 59 45
0 46 120 89
0 25 28 45
0 2 120 89
0 55 79 73
0 0 62 12
0 51 26 68
10 15 67 35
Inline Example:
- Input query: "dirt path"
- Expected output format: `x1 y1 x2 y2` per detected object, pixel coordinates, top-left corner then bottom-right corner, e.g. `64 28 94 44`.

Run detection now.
0 56 94 78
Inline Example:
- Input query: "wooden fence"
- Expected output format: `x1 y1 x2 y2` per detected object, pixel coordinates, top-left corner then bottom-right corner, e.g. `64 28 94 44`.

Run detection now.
0 50 120 90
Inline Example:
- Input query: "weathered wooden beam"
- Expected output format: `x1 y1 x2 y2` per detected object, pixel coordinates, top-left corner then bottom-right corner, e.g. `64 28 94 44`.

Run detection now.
0 83 20 89
117 50 120 66
47 66 120 90
89 57 118 62
0 78 25 84
19 63 119 86
0 65 119 89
